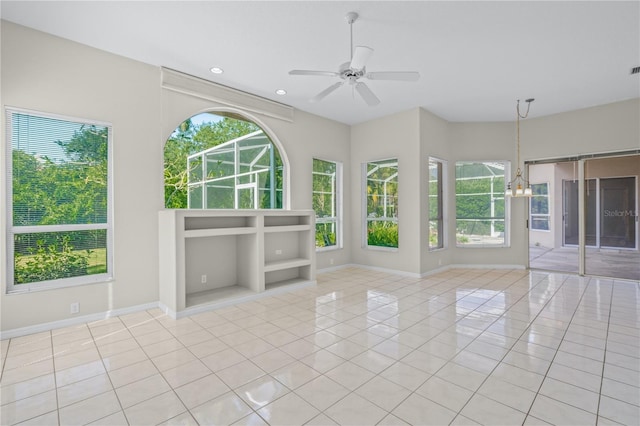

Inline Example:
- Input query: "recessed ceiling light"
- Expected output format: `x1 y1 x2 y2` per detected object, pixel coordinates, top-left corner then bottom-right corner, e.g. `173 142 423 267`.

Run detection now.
210 67 224 74
275 89 287 96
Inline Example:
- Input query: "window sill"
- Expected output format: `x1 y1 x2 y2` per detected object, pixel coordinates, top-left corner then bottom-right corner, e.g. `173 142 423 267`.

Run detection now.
364 245 399 252
7 275 114 295
316 245 342 253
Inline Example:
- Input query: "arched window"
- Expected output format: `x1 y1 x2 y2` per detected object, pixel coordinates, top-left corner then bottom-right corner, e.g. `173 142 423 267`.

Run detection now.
164 111 284 209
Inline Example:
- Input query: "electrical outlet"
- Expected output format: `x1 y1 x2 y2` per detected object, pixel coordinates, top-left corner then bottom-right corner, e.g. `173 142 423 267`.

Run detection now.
70 302 80 314
275 249 282 255
201 275 207 284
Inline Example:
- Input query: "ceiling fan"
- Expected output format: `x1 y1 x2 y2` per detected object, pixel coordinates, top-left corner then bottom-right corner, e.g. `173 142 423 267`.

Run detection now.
289 12 420 106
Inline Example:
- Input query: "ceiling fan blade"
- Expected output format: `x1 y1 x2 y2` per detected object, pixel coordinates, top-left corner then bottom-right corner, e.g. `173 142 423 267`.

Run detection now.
310 82 344 103
365 71 420 81
350 46 374 70
355 82 380 106
289 70 339 77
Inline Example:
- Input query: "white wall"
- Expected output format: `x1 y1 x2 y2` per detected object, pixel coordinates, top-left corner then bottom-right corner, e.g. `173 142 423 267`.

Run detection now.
1 22 350 332
1 21 162 331
419 108 452 272
522 99 640 161
448 121 528 267
350 109 422 275
2 20 638 334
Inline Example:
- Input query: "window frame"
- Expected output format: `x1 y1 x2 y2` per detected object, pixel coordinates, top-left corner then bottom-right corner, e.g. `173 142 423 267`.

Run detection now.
5 107 114 293
530 182 551 232
362 158 399 251
455 160 510 248
428 157 447 250
312 158 343 251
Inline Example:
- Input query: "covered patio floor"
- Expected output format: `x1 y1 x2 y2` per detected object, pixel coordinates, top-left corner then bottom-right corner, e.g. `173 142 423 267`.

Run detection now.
529 245 640 281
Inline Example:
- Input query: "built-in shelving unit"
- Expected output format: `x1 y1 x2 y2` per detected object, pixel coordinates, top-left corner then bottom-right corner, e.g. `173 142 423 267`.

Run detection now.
158 209 316 317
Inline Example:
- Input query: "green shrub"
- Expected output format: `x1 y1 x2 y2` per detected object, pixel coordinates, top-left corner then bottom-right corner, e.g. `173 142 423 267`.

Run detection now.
368 221 398 248
15 235 90 284
316 231 336 248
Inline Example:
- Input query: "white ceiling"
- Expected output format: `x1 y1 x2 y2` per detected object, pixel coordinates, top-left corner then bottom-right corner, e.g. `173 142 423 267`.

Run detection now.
2 1 639 125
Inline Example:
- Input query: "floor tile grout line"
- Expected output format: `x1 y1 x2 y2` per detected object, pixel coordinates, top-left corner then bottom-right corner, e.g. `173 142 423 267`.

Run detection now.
184 271 499 425
137 308 289 425
84 316 134 426
4 268 638 426
424 270 567 424
123 311 206 424
595 279 622 425
328 269 544 424
48 330 63 426
0 336 10 383
521 274 599 422
149 273 634 424
596 279 640 425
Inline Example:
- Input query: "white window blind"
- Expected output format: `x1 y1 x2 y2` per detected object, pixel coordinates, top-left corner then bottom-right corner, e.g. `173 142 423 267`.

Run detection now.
6 108 113 291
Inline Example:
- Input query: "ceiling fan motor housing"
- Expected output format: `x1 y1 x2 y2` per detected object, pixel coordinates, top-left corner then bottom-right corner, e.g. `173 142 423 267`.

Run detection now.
339 62 365 83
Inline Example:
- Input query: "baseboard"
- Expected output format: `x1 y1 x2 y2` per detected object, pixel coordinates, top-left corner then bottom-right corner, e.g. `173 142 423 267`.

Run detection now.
318 262 526 279
167 280 317 319
319 263 426 279
316 264 356 274
2 263 528 340
0 302 159 340
448 263 526 270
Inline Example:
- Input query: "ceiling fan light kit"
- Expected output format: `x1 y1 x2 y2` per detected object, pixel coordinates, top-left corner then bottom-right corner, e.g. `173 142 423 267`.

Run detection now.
289 12 420 106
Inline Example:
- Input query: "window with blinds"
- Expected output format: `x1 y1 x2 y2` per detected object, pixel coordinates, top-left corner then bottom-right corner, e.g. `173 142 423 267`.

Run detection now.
6 108 112 291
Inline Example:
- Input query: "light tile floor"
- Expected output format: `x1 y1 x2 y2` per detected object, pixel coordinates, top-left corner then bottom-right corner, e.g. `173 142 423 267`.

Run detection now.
1 267 639 425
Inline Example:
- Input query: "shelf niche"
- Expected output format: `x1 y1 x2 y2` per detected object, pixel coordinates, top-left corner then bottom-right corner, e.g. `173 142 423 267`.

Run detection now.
159 209 316 317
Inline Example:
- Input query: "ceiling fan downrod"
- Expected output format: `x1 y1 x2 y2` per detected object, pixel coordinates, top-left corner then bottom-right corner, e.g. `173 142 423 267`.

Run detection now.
345 12 358 60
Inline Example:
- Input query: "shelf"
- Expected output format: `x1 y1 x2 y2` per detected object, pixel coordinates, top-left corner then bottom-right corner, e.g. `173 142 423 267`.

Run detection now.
263 224 310 233
264 257 311 272
185 215 255 230
264 215 310 227
159 209 316 317
184 227 257 238
265 277 312 291
186 285 257 308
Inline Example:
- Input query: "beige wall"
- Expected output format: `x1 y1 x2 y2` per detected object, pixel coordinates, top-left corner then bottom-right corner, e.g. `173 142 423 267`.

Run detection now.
420 108 452 272
2 22 162 331
1 22 350 332
522 99 640 160
350 109 422 274
2 20 638 334
448 121 529 267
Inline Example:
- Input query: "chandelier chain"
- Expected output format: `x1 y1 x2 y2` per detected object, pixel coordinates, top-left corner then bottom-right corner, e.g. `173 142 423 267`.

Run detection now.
507 98 534 197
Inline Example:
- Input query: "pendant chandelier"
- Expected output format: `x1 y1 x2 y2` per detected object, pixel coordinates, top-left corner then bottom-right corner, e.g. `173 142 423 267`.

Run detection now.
506 98 535 197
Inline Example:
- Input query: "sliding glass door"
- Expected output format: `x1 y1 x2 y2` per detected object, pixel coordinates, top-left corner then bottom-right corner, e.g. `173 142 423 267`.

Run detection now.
563 179 596 247
599 177 636 249
528 154 639 280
